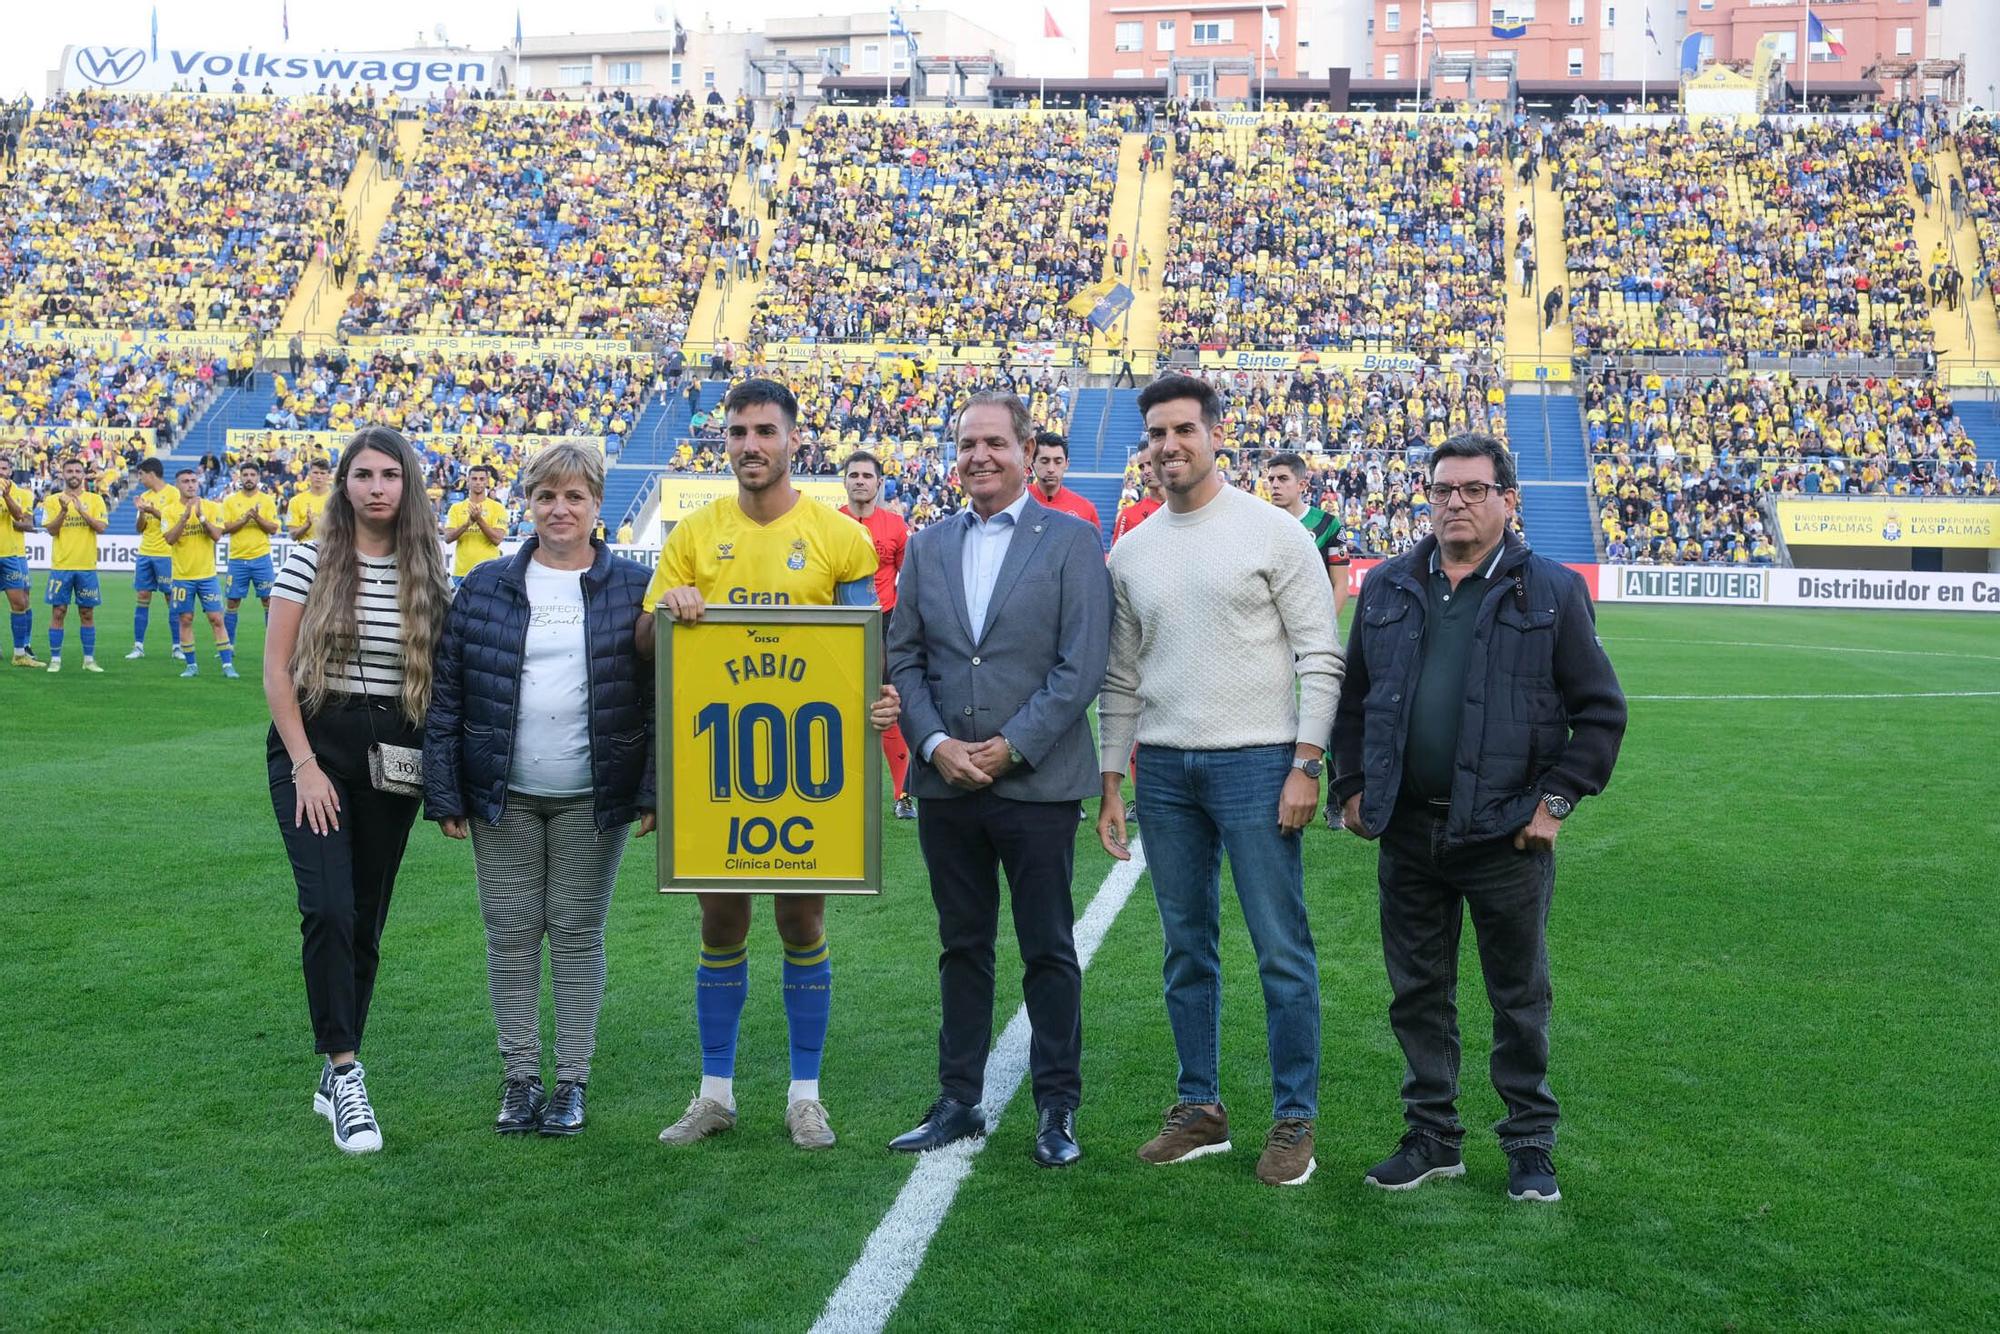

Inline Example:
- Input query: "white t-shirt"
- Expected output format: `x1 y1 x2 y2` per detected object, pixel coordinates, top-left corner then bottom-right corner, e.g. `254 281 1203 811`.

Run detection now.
509 561 593 797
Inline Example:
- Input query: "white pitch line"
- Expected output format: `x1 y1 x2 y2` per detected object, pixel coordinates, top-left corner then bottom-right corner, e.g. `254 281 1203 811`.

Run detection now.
810 840 1151 1334
1630 690 2000 701
1603 637 2000 663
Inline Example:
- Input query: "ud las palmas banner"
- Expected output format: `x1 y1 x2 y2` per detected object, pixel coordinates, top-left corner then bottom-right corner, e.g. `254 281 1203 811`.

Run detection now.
64 44 500 96
657 606 882 894
1774 499 2000 549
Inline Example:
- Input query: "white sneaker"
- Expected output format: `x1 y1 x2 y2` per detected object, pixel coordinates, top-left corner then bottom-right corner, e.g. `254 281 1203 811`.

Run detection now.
313 1061 384 1154
124 645 146 659
658 1095 737 1145
46 658 60 673
81 658 103 673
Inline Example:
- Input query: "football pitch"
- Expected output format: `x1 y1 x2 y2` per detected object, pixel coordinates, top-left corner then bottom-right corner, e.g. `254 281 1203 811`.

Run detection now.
5 589 1997 1330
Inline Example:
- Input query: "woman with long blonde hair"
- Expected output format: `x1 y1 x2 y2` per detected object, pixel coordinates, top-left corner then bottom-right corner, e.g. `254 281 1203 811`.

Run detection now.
264 426 450 1154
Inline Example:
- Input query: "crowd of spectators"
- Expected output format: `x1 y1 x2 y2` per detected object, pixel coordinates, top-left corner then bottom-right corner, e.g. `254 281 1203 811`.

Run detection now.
1555 118 1931 357
0 92 367 333
1182 364 1508 458
0 339 228 500
340 99 741 340
748 111 1120 350
1952 115 2000 300
1158 115 1506 354
1583 369 1996 562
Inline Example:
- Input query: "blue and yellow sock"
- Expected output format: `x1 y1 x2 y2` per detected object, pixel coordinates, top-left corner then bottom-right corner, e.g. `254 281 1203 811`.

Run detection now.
134 603 150 645
47 627 62 659
782 935 832 1083
219 642 234 668
224 611 239 645
696 940 748 1080
79 626 95 659
11 610 29 651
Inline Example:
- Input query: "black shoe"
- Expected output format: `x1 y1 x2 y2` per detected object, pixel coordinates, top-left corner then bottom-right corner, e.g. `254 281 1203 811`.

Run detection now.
539 1081 586 1137
1033 1104 1081 1168
1506 1146 1560 1203
887 1096 984 1153
894 795 917 820
1363 1130 1465 1191
1126 801 1139 824
495 1077 546 1134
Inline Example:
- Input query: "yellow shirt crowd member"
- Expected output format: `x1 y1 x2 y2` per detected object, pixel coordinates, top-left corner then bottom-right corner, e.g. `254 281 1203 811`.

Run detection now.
222 488 280 561
643 493 877 611
288 487 330 540
448 495 508 578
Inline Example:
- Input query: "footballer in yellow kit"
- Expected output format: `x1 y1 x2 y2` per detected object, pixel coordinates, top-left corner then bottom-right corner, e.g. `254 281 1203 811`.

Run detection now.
0 449 44 666
445 464 507 585
39 457 109 672
288 458 333 540
221 462 281 645
636 378 883 1155
162 467 237 679
126 457 184 661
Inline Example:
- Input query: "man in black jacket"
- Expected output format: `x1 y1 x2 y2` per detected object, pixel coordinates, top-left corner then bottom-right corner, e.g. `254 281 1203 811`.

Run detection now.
1330 433 1625 1205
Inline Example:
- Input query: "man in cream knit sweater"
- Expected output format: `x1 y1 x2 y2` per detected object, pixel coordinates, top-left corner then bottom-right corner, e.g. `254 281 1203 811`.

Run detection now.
1095 374 1344 1188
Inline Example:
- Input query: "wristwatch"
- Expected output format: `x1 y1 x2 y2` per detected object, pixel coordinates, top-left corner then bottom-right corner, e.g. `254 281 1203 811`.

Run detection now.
1292 757 1324 779
1540 793 1573 821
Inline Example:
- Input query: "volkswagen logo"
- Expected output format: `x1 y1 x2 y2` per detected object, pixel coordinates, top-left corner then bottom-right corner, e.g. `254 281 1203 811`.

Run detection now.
73 47 148 88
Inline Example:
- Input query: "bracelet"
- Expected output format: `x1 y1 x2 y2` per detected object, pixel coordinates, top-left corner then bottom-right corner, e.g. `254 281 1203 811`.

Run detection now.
292 754 320 779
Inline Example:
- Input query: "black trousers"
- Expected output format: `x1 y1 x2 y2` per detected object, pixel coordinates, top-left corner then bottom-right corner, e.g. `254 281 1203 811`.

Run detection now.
268 698 422 1056
1377 797 1559 1151
916 790 1083 1109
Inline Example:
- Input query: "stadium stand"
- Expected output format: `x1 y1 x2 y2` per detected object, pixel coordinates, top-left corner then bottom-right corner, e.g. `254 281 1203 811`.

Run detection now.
748 111 1120 349
1554 118 1931 357
0 92 367 333
1158 114 1507 354
339 98 739 340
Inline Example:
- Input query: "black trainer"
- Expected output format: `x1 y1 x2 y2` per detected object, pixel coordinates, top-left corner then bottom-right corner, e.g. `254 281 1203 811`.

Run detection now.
1363 1131 1465 1191
540 1082 586 1137
495 1077 546 1134
1506 1147 1560 1203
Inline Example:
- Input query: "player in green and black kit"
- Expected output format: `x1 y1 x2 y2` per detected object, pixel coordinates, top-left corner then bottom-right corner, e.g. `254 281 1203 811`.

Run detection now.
1263 452 1350 621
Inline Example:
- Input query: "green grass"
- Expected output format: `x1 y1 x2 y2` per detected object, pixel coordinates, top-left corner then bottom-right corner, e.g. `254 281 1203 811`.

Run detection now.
4 590 1997 1330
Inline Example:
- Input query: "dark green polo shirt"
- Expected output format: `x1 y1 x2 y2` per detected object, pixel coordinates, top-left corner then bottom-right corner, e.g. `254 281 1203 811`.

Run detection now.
1402 542 1505 801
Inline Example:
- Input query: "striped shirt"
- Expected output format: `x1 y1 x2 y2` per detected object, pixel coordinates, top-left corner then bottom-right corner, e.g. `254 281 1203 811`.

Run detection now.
273 543 408 698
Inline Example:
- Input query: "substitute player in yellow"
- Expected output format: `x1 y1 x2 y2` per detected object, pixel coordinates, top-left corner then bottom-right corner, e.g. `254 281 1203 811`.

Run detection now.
162 467 237 679
444 465 507 588
40 456 108 673
635 378 879 1152
1 449 46 667
288 458 333 540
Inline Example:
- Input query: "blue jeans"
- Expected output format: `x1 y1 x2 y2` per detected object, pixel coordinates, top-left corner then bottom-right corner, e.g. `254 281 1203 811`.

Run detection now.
1136 744 1320 1120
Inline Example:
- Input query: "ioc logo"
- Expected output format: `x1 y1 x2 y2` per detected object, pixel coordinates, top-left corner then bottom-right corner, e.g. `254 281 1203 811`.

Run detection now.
74 47 148 88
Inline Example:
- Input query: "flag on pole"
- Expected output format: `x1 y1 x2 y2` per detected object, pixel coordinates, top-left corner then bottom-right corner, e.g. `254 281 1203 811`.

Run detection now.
150 5 159 60
282 0 290 42
514 8 524 49
1644 6 1658 53
1806 9 1847 58
1044 8 1063 41
1420 0 1434 40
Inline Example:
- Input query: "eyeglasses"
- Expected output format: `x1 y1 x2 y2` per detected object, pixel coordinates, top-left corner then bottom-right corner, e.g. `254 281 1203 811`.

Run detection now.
1430 482 1505 507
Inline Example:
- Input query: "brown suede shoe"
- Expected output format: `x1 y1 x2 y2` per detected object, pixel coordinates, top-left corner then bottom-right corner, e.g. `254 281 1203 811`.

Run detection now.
1255 1118 1317 1186
1137 1101 1233 1165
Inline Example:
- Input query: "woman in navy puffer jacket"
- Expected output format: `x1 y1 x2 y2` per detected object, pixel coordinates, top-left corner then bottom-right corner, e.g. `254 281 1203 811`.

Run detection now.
424 443 654 1140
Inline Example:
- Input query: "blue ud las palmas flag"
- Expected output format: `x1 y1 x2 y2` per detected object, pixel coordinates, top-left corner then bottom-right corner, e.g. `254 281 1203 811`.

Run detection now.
150 5 159 60
1491 15 1527 41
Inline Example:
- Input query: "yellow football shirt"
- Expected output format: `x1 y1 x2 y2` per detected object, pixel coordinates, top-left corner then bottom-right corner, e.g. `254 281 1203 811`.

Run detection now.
448 497 508 576
288 490 329 540
0 478 30 559
165 498 222 581
41 491 107 570
134 482 176 557
221 490 279 560
643 494 877 611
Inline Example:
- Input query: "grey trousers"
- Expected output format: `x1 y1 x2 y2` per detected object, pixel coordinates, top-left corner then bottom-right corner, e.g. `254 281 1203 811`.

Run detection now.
470 792 630 1085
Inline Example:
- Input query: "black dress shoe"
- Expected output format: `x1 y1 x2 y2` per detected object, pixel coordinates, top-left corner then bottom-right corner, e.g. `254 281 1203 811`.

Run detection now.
495 1077 546 1134
1033 1104 1081 1168
539 1081 586 1137
887 1096 985 1153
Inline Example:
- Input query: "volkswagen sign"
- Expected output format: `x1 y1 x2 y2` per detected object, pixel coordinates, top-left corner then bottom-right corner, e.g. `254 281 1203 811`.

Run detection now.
73 46 148 87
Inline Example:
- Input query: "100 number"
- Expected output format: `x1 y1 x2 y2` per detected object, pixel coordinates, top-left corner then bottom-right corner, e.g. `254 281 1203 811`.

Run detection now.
694 701 844 802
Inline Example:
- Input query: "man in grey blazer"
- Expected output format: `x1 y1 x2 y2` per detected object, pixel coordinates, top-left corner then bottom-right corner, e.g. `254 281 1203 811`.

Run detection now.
872 390 1112 1167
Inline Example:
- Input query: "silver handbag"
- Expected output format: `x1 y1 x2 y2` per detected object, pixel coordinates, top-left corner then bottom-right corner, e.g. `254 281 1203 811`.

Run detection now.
355 653 424 798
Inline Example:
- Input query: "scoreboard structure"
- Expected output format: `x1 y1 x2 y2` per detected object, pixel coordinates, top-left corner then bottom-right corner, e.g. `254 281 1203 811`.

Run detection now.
657 606 883 895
